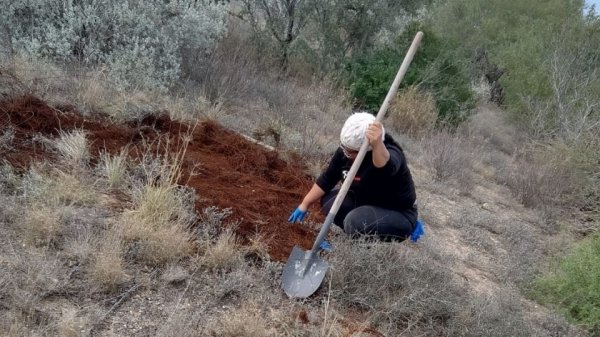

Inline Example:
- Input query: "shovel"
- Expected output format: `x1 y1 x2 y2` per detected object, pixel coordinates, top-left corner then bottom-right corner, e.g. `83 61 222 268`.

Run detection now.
282 31 424 299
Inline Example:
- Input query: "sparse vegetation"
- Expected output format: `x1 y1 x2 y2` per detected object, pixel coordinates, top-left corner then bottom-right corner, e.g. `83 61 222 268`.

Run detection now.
121 142 195 266
329 237 464 333
387 86 437 136
532 232 600 330
419 128 479 185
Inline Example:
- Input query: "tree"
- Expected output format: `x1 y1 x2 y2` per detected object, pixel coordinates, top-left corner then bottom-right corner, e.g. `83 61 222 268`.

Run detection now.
307 0 422 74
429 0 588 116
237 0 429 74
343 24 475 125
239 0 309 70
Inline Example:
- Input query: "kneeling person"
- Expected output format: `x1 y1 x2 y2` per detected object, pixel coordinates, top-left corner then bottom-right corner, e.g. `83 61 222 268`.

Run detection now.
288 112 417 241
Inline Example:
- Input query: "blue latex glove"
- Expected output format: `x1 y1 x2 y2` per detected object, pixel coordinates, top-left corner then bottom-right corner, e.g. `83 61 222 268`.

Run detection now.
319 240 332 252
288 207 307 223
410 219 425 242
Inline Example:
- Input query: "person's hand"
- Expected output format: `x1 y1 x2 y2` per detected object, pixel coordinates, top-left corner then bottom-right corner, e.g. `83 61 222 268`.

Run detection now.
288 206 307 223
366 121 384 148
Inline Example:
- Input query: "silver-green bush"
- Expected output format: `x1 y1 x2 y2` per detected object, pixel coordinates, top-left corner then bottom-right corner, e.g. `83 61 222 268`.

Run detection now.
0 0 226 91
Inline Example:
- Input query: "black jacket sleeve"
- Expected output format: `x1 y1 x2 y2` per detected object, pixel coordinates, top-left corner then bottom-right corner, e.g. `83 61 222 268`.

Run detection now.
315 149 345 193
374 143 403 176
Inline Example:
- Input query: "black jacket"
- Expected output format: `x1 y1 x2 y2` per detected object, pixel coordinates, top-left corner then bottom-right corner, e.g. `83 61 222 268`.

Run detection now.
316 134 416 211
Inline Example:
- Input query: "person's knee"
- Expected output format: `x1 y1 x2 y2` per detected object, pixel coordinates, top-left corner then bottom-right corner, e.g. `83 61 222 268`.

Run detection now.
343 207 369 235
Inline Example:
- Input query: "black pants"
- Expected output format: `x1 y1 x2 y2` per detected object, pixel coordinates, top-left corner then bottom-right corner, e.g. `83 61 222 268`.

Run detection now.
320 188 417 241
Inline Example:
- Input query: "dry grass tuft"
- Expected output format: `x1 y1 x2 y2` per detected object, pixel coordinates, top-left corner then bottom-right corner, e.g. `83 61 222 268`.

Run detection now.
74 67 118 114
98 149 128 188
135 225 194 266
91 227 128 291
1 55 68 104
62 227 95 263
22 166 97 207
122 183 194 265
126 184 189 232
201 230 243 271
54 129 90 168
22 207 63 247
75 67 225 123
0 63 30 99
160 91 223 123
387 86 437 137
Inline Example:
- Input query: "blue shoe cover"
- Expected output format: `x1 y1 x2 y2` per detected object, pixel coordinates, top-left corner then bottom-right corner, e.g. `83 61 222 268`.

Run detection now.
410 219 425 242
319 240 332 252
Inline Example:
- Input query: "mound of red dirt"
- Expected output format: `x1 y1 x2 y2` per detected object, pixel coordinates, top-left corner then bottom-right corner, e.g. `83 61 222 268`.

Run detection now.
0 95 322 261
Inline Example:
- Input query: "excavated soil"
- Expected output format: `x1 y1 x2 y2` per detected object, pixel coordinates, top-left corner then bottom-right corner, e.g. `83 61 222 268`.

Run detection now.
0 95 320 261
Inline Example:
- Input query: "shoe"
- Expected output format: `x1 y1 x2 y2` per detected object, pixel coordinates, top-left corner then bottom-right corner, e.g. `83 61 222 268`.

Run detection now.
319 240 332 252
410 219 425 242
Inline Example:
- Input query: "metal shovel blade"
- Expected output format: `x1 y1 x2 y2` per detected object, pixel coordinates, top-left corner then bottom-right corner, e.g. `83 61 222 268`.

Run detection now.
281 246 329 298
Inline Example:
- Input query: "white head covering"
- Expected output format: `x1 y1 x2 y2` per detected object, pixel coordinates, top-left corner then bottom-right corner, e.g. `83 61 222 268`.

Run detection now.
339 112 385 151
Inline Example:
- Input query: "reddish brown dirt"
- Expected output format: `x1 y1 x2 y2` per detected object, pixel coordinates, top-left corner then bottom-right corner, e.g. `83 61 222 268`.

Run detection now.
0 95 321 261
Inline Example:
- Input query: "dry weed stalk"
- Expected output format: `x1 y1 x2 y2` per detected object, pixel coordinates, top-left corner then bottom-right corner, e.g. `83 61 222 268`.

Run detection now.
321 276 345 337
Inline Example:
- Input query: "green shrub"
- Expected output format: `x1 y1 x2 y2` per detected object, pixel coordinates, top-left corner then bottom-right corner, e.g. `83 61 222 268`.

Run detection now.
532 232 600 330
429 0 596 137
343 23 475 126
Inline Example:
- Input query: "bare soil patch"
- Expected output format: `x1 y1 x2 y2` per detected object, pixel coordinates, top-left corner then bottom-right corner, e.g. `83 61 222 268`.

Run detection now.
0 95 319 261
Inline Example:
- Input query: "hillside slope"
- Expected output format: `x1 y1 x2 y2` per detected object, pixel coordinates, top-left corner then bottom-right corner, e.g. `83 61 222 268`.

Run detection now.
0 97 586 336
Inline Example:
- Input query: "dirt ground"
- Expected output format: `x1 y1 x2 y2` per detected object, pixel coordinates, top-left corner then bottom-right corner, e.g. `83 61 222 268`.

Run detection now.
0 95 321 262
